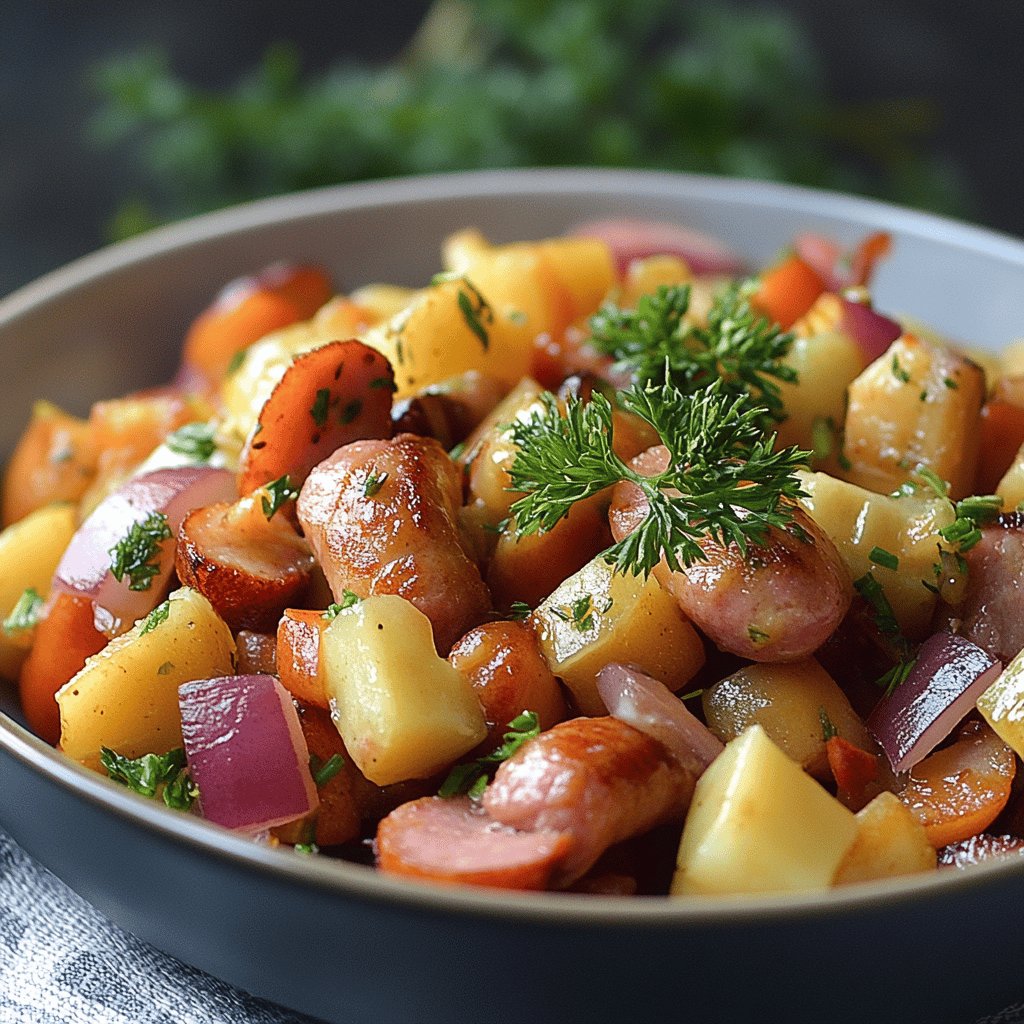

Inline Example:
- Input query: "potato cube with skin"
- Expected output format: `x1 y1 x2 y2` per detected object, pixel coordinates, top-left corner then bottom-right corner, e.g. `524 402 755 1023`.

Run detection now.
841 334 984 499
996 440 1024 511
796 469 955 637
56 587 236 771
533 555 705 715
701 659 871 779
977 647 1024 759
671 725 857 896
833 792 936 885
320 595 487 786
0 502 77 679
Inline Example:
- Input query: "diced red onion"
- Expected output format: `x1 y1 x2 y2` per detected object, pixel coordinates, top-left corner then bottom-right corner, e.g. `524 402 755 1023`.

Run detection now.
841 297 903 363
52 466 235 633
569 218 745 277
596 663 723 773
867 633 1001 774
179 674 318 832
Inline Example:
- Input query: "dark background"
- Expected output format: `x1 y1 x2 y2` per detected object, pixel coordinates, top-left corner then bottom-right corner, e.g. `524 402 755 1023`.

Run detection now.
2 0 1022 300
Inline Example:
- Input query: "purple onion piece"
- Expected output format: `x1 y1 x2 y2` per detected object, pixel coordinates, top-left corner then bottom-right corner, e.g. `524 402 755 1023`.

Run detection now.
596 663 723 773
841 297 902 363
867 633 1001 774
179 674 318 832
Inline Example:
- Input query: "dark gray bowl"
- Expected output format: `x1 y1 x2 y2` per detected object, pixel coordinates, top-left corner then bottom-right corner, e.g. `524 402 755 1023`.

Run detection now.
1 169 1023 1024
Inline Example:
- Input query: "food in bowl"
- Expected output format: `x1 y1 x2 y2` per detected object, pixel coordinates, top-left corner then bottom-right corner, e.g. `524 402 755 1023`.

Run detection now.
3 216 1024 897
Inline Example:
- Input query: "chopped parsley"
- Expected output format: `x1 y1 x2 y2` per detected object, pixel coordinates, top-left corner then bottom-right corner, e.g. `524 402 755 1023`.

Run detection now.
309 752 345 787
140 599 170 635
3 588 44 634
109 512 172 592
747 625 770 644
261 474 299 519
819 707 838 742
508 601 532 622
322 591 360 619
363 469 388 497
439 710 541 799
340 399 362 424
868 546 899 571
552 593 608 633
891 355 910 384
100 746 197 810
165 421 216 462
310 387 331 427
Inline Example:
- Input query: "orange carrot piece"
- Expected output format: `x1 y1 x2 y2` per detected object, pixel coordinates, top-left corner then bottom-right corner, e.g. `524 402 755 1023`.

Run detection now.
237 338 394 496
258 264 333 319
826 735 881 812
276 608 329 709
752 255 827 330
977 400 1024 494
849 231 892 287
19 593 107 745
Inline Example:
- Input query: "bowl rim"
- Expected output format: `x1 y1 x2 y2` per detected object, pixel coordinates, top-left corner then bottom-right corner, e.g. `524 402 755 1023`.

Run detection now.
2 166 1024 928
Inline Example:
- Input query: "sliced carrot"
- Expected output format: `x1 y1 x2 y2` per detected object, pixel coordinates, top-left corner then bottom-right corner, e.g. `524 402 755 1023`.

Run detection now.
1 402 96 526
257 264 333 319
752 255 827 330
377 796 571 890
276 608 329 709
899 720 1016 848
826 735 881 811
19 593 107 745
976 400 1024 494
237 338 394 496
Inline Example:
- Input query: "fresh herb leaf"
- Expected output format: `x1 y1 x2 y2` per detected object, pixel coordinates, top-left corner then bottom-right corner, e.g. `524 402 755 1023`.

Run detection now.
877 658 916 697
340 399 362 424
588 283 797 428
322 590 360 619
3 588 44 634
440 711 541 798
943 377 959 390
677 687 705 702
509 380 808 578
140 599 170 635
891 355 910 383
166 421 216 462
853 573 902 642
109 511 172 591
261 474 298 519
819 707 838 742
747 625 770 644
310 387 331 427
310 752 344 787
508 601 531 621
456 279 494 351
294 843 319 855
100 746 196 809
868 546 899 571
369 376 397 392
226 348 248 376
448 441 466 461
363 469 388 497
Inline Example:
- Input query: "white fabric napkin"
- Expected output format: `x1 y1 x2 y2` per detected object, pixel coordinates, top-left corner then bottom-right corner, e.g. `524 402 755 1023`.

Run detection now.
0 829 319 1024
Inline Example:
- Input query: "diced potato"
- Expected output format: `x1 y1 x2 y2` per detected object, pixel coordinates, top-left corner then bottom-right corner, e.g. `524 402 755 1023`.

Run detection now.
671 725 857 896
533 556 705 715
701 659 871 779
0 503 77 679
842 334 985 499
977 647 1024 759
346 284 417 323
615 255 692 310
320 595 487 785
56 587 236 770
774 328 864 453
833 792 936 885
796 469 955 637
1000 338 1024 379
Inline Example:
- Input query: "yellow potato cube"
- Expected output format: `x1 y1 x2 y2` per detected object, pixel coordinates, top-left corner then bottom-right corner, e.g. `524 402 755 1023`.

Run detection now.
534 556 705 716
977 647 1024 758
321 595 487 785
833 792 936 885
671 725 857 896
0 502 77 679
57 587 236 771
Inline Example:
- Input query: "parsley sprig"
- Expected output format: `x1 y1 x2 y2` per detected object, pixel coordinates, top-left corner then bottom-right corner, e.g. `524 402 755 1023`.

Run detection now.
100 746 197 810
165 421 216 462
109 512 172 591
439 711 541 800
589 283 797 427
509 380 808 577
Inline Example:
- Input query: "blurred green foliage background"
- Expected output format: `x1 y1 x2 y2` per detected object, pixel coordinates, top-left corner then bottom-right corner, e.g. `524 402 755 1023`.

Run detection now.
90 0 966 241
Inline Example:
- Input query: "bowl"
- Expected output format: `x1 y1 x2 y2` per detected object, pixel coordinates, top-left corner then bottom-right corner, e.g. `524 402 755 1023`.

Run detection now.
1 169 1023 1024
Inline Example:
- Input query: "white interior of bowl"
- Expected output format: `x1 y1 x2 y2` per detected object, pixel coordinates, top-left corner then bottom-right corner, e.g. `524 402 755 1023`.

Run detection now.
2 167 1023 923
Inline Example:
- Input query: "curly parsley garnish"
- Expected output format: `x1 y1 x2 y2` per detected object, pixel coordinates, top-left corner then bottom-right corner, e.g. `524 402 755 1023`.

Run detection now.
109 512 172 591
589 282 796 427
508 379 808 578
100 746 197 810
439 710 541 799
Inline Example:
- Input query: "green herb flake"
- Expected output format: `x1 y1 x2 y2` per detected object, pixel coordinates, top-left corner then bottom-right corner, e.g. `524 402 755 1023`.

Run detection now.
877 658 916 697
140 599 171 635
810 417 833 463
868 546 900 571
853 573 902 642
311 752 345 787
747 625 770 644
944 377 959 390
440 711 540 798
3 587 44 634
819 707 838 742
369 376 397 392
508 601 531 622
363 469 388 498
448 442 466 461
340 399 362 424
100 746 196 809
891 355 910 384
166 421 217 462
109 511 172 592
294 843 320 856
310 387 331 427
157 661 174 675
261 474 299 519
322 590 360 620
677 687 705 702
226 348 248 376
455 278 494 351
